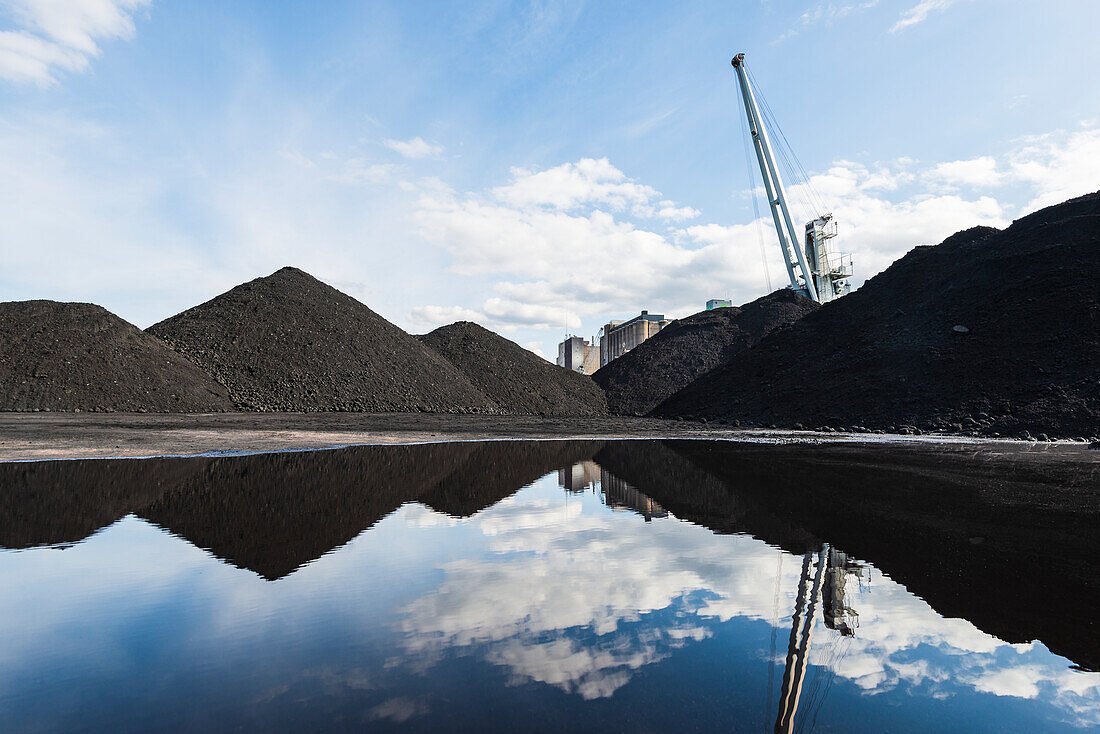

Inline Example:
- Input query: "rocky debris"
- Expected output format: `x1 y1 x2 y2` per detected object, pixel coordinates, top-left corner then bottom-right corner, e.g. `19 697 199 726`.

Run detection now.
147 267 498 413
0 300 232 413
654 192 1100 438
419 321 606 416
593 289 818 416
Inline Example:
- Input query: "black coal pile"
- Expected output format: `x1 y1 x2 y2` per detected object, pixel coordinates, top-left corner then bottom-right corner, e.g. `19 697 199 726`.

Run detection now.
419 321 607 416
0 300 232 413
655 192 1100 438
147 267 498 413
593 290 818 416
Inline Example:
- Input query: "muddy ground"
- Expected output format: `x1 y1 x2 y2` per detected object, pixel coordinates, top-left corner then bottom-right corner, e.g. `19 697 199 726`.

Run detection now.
0 412 1095 462
0 413 716 461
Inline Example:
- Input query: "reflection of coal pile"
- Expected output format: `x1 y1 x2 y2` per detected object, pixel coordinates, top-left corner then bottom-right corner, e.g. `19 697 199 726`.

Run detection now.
140 443 467 579
0 456 202 548
419 321 607 416
656 192 1100 438
661 439 1100 671
598 470 667 521
594 441 820 553
147 267 497 413
415 441 605 518
1 440 605 579
594 289 817 416
0 300 232 413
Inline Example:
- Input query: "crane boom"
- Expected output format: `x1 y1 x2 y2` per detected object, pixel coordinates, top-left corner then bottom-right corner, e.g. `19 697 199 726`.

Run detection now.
731 53 852 303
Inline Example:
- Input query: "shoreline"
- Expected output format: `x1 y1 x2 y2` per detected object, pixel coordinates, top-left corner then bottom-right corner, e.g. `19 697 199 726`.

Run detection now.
0 412 1094 462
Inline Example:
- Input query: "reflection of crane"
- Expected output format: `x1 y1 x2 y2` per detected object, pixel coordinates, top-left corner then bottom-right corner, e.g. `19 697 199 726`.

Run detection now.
774 548 826 733
731 53 853 304
771 545 863 734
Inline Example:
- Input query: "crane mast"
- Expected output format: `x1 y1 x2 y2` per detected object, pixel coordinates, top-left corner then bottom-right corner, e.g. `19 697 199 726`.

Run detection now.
731 53 852 303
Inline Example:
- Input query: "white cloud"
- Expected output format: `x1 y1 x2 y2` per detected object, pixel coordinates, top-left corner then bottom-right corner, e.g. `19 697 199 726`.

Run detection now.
656 200 701 221
406 155 1006 331
0 0 151 85
384 136 444 159
523 341 549 360
1007 127 1100 210
492 158 661 213
407 125 1100 340
408 304 486 329
408 298 582 333
927 156 1001 188
891 0 955 33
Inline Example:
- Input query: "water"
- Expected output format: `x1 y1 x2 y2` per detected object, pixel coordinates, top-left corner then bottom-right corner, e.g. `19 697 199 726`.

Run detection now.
1 440 1097 732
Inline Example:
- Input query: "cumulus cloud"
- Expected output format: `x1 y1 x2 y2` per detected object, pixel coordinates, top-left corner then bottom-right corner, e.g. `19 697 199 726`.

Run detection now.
384 136 444 159
927 156 1001 189
1007 127 1100 210
492 158 663 213
0 0 151 85
408 127 1100 336
891 0 955 33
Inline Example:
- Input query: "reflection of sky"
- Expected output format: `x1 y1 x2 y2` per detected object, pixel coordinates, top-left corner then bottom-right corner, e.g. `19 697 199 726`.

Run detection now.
1 472 1097 733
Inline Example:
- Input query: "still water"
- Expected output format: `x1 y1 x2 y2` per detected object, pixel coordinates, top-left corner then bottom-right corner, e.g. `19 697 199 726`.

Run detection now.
1 440 1097 732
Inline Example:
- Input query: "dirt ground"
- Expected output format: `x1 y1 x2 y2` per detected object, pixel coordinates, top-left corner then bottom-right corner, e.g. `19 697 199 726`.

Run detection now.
0 412 1095 462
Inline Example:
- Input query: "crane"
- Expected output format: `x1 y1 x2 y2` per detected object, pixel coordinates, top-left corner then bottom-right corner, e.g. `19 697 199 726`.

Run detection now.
731 53 853 303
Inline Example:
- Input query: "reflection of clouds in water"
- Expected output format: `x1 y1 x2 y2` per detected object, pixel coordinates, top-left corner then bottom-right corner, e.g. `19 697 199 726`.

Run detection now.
367 696 429 723
401 504 460 528
794 567 1100 726
398 484 1100 722
400 493 737 698
401 491 814 698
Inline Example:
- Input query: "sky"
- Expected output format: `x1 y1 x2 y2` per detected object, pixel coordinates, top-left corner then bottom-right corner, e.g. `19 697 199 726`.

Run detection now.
2 0 1099 359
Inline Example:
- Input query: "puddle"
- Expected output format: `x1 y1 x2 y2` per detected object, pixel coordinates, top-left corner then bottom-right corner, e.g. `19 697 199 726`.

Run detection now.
1 440 1096 732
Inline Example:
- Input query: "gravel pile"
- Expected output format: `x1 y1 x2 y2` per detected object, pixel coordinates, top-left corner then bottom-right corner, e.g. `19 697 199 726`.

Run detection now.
655 192 1100 438
0 300 232 413
148 267 498 413
419 321 607 416
593 290 818 415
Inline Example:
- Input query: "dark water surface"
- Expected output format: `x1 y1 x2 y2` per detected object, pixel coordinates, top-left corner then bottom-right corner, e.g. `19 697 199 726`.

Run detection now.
1 440 1097 732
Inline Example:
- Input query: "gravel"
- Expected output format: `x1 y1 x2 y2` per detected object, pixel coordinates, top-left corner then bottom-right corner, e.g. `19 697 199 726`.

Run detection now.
419 321 607 416
654 191 1100 438
593 289 818 415
147 267 499 413
0 300 232 413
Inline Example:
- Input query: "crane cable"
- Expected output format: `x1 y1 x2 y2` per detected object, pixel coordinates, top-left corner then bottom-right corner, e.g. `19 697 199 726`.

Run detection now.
747 66 830 219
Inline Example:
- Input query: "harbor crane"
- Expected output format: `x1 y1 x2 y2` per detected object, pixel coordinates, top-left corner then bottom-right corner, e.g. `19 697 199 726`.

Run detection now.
731 53 852 303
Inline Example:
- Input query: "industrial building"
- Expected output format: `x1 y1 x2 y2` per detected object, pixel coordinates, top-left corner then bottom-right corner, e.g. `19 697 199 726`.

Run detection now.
556 335 600 375
706 299 732 310
599 310 671 367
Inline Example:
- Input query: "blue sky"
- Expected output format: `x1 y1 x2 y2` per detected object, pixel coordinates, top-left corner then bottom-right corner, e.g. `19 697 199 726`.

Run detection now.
2 0 1099 358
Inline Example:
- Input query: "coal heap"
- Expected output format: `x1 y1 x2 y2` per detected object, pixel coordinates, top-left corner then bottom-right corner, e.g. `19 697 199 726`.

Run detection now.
593 290 818 416
0 300 232 413
419 321 607 416
148 267 498 413
655 192 1100 438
